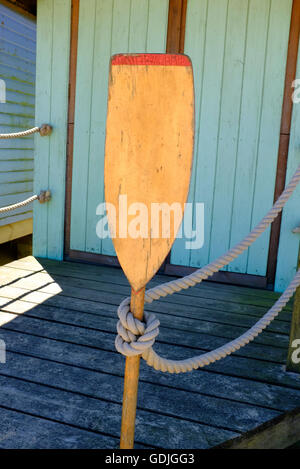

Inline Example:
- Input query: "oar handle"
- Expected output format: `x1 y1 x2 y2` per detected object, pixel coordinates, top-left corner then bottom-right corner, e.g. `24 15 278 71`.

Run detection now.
120 287 145 449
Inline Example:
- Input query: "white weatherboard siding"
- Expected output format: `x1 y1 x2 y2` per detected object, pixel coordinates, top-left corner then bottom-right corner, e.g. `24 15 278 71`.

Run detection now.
0 3 36 235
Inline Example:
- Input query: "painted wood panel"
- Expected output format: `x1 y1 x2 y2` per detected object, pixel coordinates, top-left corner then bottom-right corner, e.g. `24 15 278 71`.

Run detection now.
275 41 300 292
0 3 36 231
70 0 169 255
171 0 292 278
33 0 71 259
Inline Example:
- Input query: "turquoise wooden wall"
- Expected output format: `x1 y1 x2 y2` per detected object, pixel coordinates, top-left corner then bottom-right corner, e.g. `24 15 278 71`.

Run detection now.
275 41 300 292
0 3 36 229
70 0 169 256
33 0 298 292
171 0 292 278
33 0 71 259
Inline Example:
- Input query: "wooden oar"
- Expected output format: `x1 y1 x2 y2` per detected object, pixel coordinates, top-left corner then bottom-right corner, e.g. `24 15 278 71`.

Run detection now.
104 53 194 449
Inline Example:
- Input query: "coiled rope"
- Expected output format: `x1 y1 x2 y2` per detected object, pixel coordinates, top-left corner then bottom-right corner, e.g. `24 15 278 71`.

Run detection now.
116 162 300 373
0 124 52 139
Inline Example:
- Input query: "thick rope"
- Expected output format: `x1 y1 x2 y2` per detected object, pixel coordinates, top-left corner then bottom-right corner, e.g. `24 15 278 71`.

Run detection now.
0 124 52 139
0 195 38 214
0 127 40 139
116 269 300 373
0 191 51 214
116 162 300 373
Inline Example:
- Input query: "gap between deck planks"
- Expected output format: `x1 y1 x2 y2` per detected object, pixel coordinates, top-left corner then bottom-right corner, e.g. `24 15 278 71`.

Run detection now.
0 257 299 449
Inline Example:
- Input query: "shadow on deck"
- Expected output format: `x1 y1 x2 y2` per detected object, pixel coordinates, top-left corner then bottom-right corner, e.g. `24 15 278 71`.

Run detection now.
0 256 299 449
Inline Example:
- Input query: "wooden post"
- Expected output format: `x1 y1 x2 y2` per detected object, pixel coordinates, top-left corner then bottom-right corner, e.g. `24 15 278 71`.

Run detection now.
120 288 145 449
287 248 300 373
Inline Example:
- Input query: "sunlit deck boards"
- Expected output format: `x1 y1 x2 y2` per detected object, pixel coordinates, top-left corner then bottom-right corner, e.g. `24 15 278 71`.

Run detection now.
0 256 299 449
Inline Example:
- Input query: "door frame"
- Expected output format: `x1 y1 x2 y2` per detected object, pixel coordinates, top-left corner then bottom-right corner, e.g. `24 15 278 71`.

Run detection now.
64 0 300 289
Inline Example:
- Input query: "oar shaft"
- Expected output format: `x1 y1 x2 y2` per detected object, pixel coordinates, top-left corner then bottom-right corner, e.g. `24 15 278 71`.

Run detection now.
120 287 145 449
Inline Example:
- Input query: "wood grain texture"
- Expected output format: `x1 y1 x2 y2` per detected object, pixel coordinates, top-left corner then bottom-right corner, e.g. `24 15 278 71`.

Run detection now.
104 56 194 290
64 0 80 257
166 0 187 54
216 406 300 449
120 288 145 449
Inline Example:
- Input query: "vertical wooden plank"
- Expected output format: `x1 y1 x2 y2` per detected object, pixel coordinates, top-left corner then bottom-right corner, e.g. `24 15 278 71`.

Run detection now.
267 0 300 285
166 0 183 53
100 0 131 256
209 0 248 264
46 0 71 259
287 251 300 373
275 43 300 292
33 0 53 258
171 0 209 267
228 0 270 274
111 0 131 54
281 0 300 134
189 0 228 269
34 0 71 260
64 0 80 256
179 0 187 53
147 0 169 51
247 0 292 276
129 0 149 52
70 0 96 251
85 0 114 255
165 0 187 54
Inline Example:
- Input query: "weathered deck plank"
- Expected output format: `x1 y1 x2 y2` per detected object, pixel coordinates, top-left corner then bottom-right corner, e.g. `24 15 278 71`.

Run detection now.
0 277 292 350
0 406 120 449
0 256 299 449
1 269 293 321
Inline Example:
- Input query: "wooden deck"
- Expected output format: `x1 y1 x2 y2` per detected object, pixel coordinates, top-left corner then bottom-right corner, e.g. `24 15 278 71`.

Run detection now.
0 256 299 449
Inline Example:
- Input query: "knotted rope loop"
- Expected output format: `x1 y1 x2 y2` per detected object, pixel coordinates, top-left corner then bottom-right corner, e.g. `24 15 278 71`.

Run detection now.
115 297 160 357
115 161 300 373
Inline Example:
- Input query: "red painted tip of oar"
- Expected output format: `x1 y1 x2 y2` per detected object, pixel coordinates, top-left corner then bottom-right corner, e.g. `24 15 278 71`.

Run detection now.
111 53 191 67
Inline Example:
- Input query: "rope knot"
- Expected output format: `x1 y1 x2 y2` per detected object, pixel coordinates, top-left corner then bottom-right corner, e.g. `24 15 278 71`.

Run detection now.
115 297 160 357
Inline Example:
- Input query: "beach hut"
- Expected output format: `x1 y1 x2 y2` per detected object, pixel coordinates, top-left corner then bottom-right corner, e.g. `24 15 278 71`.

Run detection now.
31 0 300 294
0 0 300 449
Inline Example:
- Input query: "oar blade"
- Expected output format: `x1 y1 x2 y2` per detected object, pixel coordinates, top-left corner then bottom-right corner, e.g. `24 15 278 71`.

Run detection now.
105 54 194 291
